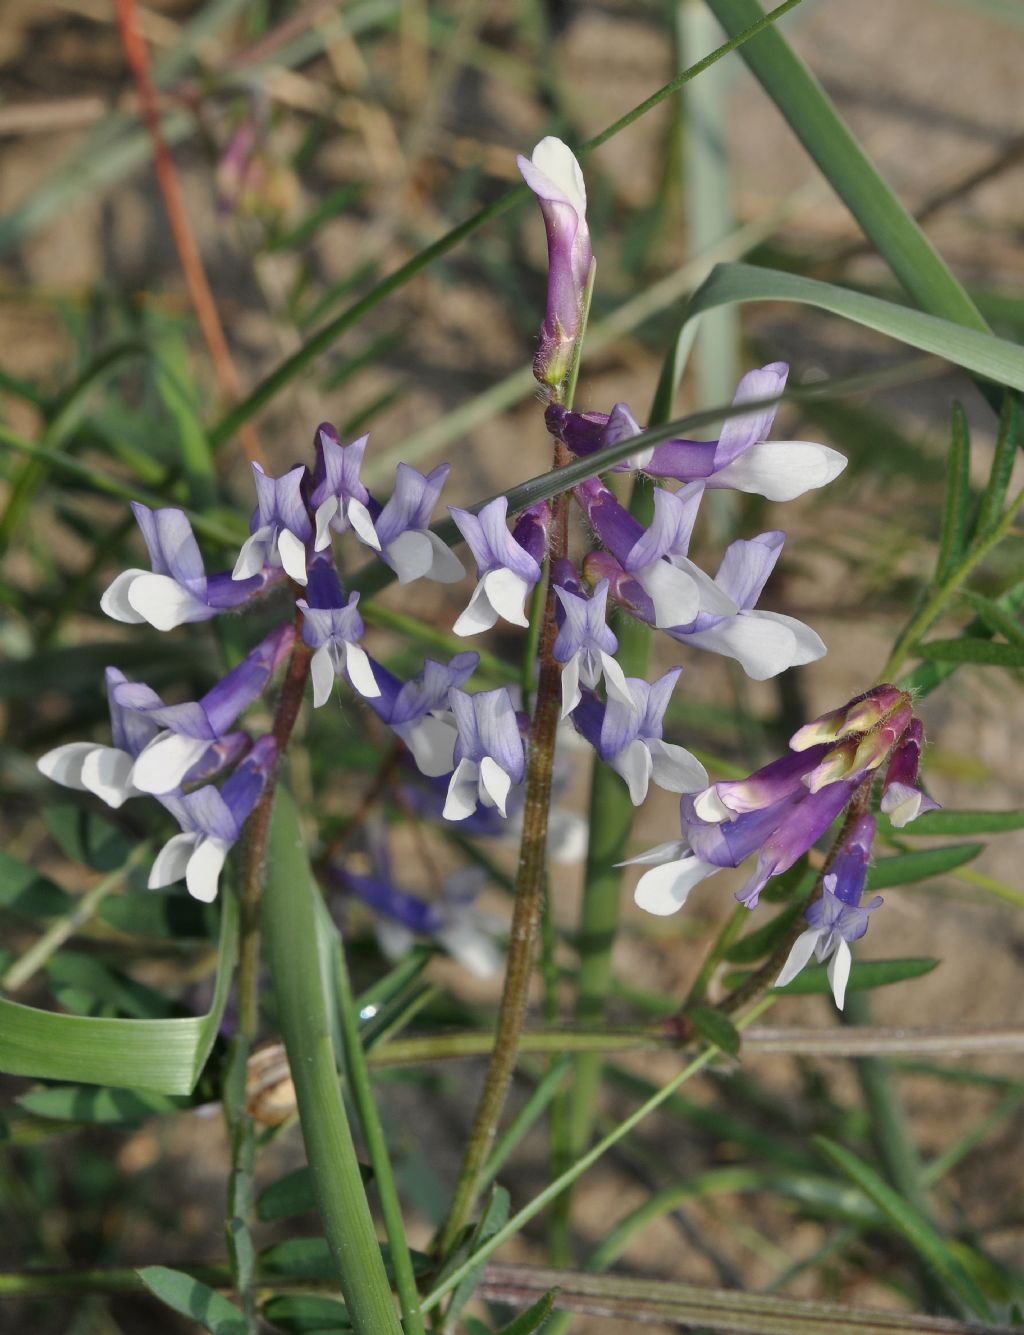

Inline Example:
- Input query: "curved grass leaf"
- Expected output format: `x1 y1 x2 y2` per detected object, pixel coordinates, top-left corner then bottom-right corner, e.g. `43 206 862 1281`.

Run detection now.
0 892 235 1094
918 638 1024 668
866 845 983 890
496 1289 560 1335
683 264 1024 390
137 1266 246 1335
813 1138 994 1320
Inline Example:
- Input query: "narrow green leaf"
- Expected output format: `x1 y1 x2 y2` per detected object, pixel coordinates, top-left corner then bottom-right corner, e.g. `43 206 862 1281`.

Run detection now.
866 845 983 890
958 590 1024 647
0 851 72 919
43 805 135 872
496 1289 559 1335
0 892 236 1093
918 638 1024 667
154 333 216 511
260 1293 351 1333
936 402 972 584
814 1138 994 1319
746 957 939 995
137 1265 246 1334
18 1085 184 1124
447 1186 512 1323
686 1006 741 1057
257 1162 373 1223
45 952 178 1019
975 393 1021 536
889 808 1024 836
98 889 218 939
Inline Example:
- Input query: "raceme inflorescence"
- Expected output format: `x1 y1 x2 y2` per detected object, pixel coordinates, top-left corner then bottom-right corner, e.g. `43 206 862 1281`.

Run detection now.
37 137 938 1004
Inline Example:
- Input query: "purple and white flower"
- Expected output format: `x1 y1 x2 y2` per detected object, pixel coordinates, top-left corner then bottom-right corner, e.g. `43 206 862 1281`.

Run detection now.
308 424 375 550
151 736 276 902
516 136 593 388
591 531 824 681
337 831 502 979
351 463 464 585
880 718 940 828
443 687 526 820
37 667 249 808
550 363 847 501
366 651 479 777
232 462 313 586
298 556 378 706
101 503 271 631
575 478 736 630
114 624 294 795
450 497 543 636
572 667 707 805
775 813 882 1009
553 573 630 717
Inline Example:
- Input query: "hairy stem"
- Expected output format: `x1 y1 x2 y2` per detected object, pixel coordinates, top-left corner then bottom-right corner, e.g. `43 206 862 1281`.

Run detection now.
435 451 571 1258
223 625 311 1328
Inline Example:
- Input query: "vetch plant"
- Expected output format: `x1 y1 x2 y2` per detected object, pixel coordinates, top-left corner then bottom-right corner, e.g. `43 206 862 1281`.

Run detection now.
6 10 1024 1330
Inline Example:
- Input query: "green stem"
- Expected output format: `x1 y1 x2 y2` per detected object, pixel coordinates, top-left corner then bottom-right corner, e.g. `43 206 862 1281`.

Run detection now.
330 931 424 1335
264 788 402 1334
881 482 1024 678
421 999 774 1313
223 629 312 1330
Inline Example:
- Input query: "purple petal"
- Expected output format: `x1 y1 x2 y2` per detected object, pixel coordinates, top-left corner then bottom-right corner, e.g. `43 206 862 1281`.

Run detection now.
715 362 788 466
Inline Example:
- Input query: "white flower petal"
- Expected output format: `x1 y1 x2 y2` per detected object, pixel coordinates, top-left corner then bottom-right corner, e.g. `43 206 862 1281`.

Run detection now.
313 496 339 551
149 832 197 888
131 732 210 795
479 756 512 816
309 644 335 708
671 556 739 617
775 928 821 990
344 643 380 698
453 580 499 637
276 528 308 585
600 653 635 710
684 612 799 681
384 529 435 584
482 568 531 628
400 716 458 778
828 938 853 1010
126 573 200 631
186 837 230 902
347 498 381 550
712 440 848 501
422 531 466 584
560 655 582 719
612 738 653 806
80 746 136 808
648 739 708 794
38 741 98 792
634 856 716 916
635 560 699 628
617 838 688 868
443 757 480 821
528 135 587 215
753 611 826 668
232 528 270 581
100 569 149 624
693 786 733 823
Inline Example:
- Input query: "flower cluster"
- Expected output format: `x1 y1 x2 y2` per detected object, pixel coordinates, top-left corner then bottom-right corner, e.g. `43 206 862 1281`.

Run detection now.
37 135 924 1006
627 685 939 1006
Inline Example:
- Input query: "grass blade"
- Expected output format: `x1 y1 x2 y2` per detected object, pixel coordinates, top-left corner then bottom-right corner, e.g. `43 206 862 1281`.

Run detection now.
936 403 972 584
